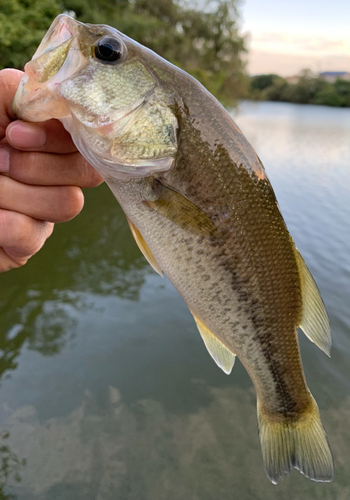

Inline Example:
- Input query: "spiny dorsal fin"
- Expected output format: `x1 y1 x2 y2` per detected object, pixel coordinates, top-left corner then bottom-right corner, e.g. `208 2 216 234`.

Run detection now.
144 180 215 236
295 250 331 356
126 217 163 277
191 311 236 374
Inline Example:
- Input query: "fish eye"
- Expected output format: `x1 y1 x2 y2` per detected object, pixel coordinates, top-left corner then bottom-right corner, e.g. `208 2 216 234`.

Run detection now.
94 37 123 63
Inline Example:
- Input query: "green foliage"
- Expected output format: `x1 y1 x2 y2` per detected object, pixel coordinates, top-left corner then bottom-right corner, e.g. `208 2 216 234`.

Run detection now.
249 70 350 108
313 84 342 107
0 0 62 69
0 0 248 104
279 70 327 104
251 74 279 92
333 78 350 106
263 78 288 102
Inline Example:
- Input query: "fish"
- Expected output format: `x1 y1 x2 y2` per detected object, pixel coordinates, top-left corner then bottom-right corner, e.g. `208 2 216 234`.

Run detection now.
13 14 333 484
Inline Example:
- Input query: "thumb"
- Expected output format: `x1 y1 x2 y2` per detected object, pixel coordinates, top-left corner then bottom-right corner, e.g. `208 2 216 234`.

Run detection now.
0 69 24 139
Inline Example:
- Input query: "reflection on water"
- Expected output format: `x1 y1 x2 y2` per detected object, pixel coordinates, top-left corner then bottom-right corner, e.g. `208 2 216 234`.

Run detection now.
0 190 150 375
0 101 350 498
3 384 350 500
0 431 26 500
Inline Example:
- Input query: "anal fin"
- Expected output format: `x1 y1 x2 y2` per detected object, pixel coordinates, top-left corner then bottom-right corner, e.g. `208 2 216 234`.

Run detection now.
126 217 163 277
191 311 236 374
295 250 331 356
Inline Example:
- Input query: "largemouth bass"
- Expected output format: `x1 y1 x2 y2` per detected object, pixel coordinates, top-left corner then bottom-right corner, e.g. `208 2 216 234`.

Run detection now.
13 14 333 484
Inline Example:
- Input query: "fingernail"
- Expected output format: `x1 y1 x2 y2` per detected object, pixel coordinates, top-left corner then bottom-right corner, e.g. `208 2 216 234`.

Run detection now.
7 122 46 149
0 147 10 172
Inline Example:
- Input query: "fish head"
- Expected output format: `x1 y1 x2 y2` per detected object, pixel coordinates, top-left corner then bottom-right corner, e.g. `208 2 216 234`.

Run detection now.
13 14 178 180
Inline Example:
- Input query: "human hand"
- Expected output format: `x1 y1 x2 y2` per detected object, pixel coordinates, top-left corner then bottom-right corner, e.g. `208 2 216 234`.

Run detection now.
0 68 103 272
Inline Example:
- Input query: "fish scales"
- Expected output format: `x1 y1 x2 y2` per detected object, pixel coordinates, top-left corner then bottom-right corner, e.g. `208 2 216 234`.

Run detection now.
13 14 333 484
107 106 307 418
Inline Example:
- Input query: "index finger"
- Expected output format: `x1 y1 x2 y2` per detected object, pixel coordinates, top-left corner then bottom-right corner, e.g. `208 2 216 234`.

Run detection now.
0 68 77 154
6 119 77 154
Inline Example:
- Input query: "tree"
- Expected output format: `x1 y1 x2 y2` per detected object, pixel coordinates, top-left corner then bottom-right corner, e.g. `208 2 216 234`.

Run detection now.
248 70 350 108
0 0 248 104
250 74 280 92
0 0 62 69
333 78 350 106
281 70 326 104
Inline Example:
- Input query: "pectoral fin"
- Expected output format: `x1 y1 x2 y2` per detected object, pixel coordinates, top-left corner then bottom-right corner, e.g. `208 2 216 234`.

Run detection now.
295 250 331 356
126 217 163 277
191 311 236 374
144 181 215 236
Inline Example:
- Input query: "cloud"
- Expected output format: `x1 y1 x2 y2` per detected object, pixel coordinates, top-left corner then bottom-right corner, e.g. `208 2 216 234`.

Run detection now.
247 31 350 58
245 50 350 76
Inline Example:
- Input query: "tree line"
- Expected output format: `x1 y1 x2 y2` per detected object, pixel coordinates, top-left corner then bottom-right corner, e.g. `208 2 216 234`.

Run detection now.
250 71 350 107
0 0 247 105
1 1 349 107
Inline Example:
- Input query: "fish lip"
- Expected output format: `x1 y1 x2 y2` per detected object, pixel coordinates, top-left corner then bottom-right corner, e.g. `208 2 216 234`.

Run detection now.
12 76 27 117
24 36 74 85
13 16 88 121
31 14 77 61
20 14 93 86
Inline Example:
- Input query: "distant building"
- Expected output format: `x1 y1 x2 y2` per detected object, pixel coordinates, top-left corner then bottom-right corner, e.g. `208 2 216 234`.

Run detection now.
319 71 350 83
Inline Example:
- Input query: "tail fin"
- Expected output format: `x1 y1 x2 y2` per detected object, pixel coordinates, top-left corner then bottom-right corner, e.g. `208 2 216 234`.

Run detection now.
257 397 333 484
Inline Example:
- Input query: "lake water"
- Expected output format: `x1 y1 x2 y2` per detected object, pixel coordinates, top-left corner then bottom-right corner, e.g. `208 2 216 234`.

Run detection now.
1 101 350 499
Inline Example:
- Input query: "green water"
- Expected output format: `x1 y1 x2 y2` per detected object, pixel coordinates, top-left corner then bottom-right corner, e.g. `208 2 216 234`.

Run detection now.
1 101 350 499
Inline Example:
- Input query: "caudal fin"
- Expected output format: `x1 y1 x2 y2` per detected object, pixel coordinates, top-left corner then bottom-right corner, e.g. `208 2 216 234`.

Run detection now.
257 397 333 484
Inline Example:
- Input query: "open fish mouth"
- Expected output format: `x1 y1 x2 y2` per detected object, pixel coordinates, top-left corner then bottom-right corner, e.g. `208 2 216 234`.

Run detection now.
25 16 75 83
13 14 177 180
14 14 154 123
13 15 84 121
13 14 178 180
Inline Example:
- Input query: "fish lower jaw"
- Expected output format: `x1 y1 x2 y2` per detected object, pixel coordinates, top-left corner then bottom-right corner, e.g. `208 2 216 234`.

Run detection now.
13 75 71 122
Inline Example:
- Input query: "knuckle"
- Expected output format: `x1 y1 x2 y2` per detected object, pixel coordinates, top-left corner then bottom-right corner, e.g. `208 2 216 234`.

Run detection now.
9 150 38 182
0 211 45 256
14 220 43 256
0 247 26 273
84 164 103 187
57 186 84 221
74 155 103 188
45 222 55 238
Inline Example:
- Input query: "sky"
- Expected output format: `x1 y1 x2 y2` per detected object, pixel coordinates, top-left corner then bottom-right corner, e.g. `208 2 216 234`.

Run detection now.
240 0 350 76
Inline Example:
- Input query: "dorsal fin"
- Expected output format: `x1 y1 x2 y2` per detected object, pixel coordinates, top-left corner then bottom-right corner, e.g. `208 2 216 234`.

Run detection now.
191 311 236 374
126 217 163 277
295 250 331 356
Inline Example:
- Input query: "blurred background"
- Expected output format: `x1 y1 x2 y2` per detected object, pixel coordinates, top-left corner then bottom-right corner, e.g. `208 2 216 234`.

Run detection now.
1 0 350 106
0 1 350 499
